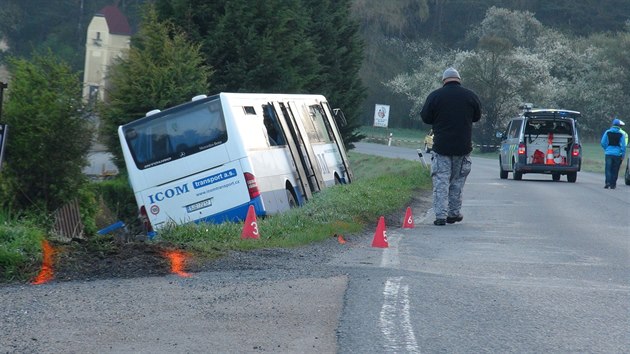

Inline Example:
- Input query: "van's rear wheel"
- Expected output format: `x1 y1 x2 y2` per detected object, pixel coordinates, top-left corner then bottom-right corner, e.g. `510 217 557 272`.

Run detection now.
499 158 508 179
552 173 560 181
567 172 577 183
512 160 522 180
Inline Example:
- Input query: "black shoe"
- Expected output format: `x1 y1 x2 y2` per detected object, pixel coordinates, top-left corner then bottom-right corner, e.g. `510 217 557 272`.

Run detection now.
605 185 610 189
446 215 464 224
433 218 446 226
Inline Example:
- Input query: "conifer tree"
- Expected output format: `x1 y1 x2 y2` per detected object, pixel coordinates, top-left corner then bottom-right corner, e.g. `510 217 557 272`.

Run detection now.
155 0 366 148
303 0 366 147
99 5 211 168
200 0 321 93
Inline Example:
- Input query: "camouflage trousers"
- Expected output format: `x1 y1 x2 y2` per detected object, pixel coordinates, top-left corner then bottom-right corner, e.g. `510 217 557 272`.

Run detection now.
430 153 472 219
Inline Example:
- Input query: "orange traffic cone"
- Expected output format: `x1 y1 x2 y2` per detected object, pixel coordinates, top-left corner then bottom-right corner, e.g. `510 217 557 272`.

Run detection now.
402 207 414 229
241 205 260 239
545 132 554 165
371 216 388 248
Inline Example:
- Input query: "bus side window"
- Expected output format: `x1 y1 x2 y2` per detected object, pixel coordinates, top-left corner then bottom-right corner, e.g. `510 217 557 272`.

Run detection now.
308 105 333 142
262 105 286 146
264 117 278 146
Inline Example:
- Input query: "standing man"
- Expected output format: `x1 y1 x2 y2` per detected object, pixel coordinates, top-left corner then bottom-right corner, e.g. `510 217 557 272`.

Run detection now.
421 67 481 226
601 118 627 189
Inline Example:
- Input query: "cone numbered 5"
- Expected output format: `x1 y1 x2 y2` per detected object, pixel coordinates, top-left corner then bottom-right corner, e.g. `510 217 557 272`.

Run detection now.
371 216 389 248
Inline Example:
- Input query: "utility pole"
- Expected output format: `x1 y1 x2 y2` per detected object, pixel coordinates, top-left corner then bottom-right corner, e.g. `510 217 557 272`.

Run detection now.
0 82 7 171
0 81 7 120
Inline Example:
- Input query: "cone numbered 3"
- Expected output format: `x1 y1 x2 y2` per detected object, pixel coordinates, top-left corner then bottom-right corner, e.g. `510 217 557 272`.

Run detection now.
241 205 260 239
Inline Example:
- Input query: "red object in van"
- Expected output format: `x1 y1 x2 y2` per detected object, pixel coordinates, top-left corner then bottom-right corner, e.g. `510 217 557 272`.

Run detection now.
532 149 545 164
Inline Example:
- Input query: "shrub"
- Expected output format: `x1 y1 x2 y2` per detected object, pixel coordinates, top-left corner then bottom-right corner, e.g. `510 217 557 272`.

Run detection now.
0 220 45 282
93 176 140 231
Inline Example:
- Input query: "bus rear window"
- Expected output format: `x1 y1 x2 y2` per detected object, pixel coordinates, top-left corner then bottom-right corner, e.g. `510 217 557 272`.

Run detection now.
124 99 227 169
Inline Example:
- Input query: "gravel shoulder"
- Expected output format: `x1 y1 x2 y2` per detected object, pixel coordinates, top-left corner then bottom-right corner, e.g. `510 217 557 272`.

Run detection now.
0 235 356 353
1 193 430 353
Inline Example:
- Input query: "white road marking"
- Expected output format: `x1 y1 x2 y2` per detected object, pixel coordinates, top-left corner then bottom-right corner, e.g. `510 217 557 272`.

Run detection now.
378 225 421 353
379 277 420 353
380 229 400 267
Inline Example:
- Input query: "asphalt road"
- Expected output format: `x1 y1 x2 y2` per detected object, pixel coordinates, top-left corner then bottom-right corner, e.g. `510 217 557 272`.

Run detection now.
337 142 629 353
1 142 628 353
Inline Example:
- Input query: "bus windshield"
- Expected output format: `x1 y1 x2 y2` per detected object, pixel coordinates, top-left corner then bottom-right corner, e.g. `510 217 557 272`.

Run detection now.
123 99 227 169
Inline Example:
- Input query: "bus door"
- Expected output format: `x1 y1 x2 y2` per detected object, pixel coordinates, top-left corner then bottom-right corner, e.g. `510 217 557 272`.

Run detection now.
321 102 353 183
287 101 325 189
270 102 322 201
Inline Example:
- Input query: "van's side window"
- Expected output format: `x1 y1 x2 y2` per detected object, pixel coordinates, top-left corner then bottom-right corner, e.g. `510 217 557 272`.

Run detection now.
508 120 522 139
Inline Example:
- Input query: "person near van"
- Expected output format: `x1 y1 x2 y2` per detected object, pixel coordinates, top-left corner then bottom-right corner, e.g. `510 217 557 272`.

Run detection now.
601 118 627 189
420 67 482 225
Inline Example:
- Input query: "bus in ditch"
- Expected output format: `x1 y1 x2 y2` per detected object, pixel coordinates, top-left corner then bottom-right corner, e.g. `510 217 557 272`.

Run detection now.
118 92 353 235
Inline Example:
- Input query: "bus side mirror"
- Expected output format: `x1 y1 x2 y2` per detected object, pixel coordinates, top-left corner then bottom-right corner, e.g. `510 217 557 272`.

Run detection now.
333 108 347 127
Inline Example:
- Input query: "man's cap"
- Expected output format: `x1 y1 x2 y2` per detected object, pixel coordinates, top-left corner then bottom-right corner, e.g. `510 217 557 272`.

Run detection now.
442 67 461 81
612 118 625 126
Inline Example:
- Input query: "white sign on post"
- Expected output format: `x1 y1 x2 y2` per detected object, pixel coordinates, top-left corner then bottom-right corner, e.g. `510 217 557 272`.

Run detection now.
373 104 390 128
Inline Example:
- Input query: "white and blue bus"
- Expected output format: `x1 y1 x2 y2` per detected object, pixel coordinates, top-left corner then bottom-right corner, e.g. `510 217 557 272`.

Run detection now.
118 92 353 234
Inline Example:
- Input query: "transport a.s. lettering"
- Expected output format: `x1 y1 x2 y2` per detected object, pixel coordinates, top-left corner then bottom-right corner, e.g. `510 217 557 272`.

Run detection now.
148 184 190 204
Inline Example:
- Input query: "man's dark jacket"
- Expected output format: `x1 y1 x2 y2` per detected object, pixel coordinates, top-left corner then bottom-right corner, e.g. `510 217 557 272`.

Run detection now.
420 81 481 156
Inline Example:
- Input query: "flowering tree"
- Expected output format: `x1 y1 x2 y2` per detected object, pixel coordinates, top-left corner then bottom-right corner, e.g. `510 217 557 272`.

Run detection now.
543 30 629 135
387 8 556 149
386 7 630 145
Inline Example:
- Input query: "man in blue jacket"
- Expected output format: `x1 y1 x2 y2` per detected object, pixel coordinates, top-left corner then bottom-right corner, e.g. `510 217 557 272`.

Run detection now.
601 118 627 189
421 67 482 225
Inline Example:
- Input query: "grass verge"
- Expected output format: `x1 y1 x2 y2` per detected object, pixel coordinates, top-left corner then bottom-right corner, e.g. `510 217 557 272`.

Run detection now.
158 151 431 256
1 152 431 282
0 217 46 282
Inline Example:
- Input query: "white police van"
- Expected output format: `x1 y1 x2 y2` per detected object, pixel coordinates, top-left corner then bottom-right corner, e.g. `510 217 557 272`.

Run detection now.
498 106 582 182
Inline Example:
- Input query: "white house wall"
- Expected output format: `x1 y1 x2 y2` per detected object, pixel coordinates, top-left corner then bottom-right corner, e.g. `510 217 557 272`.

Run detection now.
82 15 130 102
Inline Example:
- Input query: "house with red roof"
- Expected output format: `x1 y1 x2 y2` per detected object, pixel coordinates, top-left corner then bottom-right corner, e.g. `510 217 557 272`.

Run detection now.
82 5 132 103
